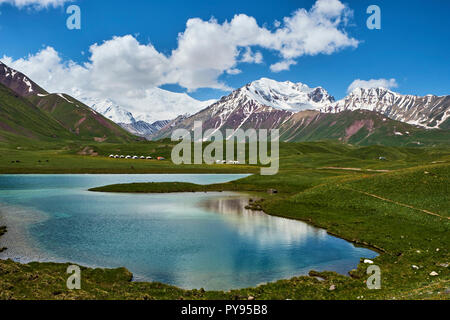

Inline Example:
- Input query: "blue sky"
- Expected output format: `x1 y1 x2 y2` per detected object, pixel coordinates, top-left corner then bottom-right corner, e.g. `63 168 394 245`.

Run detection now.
0 0 449 105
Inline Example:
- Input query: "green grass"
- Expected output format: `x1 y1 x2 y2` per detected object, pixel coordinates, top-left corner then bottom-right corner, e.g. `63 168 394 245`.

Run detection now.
344 165 449 217
0 84 73 142
1 139 449 174
27 93 134 143
90 182 226 193
0 142 258 174
0 258 402 300
0 141 449 300
0 83 134 145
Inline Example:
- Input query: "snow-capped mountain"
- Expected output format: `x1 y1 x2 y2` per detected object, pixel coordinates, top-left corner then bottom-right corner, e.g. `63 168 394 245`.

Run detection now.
321 88 450 129
83 97 168 137
88 98 135 124
83 90 216 138
119 120 171 137
152 78 333 140
245 78 335 111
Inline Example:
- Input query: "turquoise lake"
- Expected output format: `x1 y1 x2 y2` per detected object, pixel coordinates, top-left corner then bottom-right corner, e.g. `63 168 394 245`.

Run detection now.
0 174 377 290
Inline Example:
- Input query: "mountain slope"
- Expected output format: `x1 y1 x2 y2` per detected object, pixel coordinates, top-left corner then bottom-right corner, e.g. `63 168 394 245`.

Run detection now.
151 79 449 146
84 94 215 138
152 78 332 140
0 61 136 143
119 120 171 138
27 93 135 142
88 98 135 125
0 83 74 142
0 62 46 97
321 88 450 129
280 109 450 146
86 98 171 137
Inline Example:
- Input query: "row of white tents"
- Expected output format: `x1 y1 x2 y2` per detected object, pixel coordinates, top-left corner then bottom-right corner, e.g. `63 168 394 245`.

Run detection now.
109 155 158 160
109 155 240 164
109 155 238 163
216 160 240 165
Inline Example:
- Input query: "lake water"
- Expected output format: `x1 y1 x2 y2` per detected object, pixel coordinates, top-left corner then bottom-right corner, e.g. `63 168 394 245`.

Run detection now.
0 174 377 290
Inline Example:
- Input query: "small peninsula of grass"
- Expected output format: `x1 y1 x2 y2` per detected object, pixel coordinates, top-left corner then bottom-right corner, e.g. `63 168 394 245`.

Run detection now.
89 182 226 193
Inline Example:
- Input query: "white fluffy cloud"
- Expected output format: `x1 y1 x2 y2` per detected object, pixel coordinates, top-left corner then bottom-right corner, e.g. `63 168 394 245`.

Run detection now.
0 0 70 9
167 0 357 87
2 0 359 119
347 78 399 93
241 48 263 64
270 60 297 72
2 36 171 97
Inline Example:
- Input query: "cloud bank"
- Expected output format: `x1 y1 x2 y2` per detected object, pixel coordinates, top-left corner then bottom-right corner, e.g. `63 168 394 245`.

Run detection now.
347 78 399 93
2 0 359 119
0 0 71 9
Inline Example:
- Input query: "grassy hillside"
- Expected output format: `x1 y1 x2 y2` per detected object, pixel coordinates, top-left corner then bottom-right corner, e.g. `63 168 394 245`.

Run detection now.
0 140 258 174
1 139 449 174
27 93 135 143
0 84 74 143
0 82 136 144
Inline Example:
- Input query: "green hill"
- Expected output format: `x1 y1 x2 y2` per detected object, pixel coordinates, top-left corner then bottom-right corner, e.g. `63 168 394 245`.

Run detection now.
0 84 74 143
0 83 136 144
27 93 136 143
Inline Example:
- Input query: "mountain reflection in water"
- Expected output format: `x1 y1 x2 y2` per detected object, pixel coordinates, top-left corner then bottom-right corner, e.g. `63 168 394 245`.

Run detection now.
200 195 327 247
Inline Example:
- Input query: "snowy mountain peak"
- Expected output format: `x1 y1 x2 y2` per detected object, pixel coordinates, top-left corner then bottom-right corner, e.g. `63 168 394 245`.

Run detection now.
349 87 398 97
152 78 336 140
322 87 450 129
343 87 400 107
243 78 335 111
84 98 136 124
81 88 217 138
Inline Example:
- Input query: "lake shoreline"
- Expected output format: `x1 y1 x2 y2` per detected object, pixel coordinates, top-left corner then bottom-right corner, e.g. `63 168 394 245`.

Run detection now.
0 175 378 295
0 215 378 297
1 162 448 300
0 183 376 291
0 225 6 252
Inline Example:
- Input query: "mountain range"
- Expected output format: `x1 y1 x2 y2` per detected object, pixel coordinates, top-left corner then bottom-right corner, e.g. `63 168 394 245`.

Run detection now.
151 78 450 145
0 61 449 147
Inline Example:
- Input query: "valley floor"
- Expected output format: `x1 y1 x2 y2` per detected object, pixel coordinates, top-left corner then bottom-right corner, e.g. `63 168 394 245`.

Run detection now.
0 141 449 300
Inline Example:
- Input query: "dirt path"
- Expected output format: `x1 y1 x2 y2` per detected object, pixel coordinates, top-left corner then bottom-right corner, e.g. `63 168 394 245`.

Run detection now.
395 279 450 299
320 167 391 173
345 187 449 220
